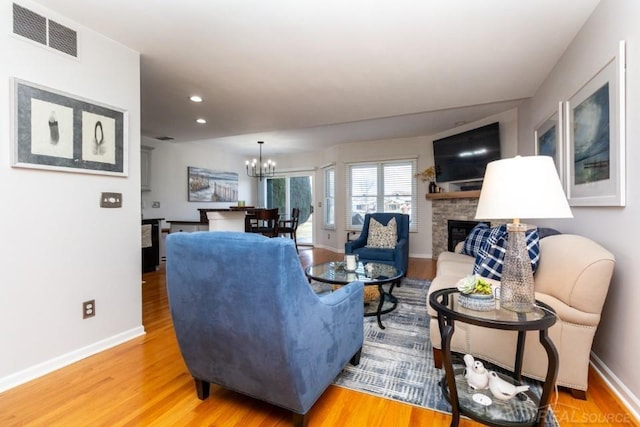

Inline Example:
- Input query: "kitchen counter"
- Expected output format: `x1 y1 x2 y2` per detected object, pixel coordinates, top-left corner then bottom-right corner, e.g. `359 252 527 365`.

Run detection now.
142 218 163 273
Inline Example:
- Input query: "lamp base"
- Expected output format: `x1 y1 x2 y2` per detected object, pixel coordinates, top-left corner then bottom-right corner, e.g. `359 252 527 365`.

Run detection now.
500 222 535 313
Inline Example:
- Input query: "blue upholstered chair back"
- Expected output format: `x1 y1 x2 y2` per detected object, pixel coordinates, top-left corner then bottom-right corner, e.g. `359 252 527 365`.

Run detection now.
345 213 410 274
166 231 364 416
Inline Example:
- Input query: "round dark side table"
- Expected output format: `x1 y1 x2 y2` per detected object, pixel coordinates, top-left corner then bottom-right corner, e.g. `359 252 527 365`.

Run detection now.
429 288 558 427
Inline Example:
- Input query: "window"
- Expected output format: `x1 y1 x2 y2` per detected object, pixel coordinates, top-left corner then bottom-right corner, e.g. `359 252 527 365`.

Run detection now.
323 167 335 229
347 159 417 231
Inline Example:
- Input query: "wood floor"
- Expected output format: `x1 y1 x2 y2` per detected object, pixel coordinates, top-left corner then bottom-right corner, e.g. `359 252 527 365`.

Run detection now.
0 247 635 426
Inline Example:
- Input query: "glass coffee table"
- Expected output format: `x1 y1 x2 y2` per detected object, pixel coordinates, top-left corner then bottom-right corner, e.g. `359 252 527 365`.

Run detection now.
305 261 403 329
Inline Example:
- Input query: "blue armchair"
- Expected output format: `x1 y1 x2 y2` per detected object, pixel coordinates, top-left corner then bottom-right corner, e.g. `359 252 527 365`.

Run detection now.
345 213 409 275
166 231 364 427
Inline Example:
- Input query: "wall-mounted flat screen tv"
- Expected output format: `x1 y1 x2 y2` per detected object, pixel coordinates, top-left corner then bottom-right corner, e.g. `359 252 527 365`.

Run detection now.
433 122 501 183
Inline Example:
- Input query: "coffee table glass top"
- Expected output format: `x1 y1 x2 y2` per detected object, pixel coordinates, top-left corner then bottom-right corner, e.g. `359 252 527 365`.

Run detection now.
305 261 402 285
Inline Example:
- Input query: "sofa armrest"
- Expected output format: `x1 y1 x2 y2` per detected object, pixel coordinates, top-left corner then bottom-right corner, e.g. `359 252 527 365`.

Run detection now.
394 238 409 273
534 234 615 315
535 292 601 327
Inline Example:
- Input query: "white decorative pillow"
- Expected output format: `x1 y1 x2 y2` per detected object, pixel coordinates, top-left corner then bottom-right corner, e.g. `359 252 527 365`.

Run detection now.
366 217 397 248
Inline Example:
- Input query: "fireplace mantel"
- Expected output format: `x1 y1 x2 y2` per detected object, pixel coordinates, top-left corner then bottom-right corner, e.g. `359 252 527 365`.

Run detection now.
425 190 480 200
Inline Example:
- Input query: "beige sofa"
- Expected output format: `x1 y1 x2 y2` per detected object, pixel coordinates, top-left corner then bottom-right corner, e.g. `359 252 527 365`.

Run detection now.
427 233 615 398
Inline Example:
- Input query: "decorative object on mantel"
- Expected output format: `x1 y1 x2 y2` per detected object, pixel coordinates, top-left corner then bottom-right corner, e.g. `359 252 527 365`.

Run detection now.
457 274 495 311
414 166 437 193
245 140 275 181
475 156 572 313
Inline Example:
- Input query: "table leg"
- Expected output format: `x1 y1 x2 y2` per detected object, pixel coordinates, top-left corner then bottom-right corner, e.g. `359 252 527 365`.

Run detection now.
536 328 559 427
441 320 460 427
514 331 526 382
374 284 398 329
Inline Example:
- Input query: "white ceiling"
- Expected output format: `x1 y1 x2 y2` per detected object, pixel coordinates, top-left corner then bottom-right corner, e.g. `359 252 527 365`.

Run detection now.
34 0 600 155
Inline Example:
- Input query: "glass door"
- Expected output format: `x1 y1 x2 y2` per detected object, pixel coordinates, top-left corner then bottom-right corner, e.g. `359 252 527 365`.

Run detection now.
266 174 313 246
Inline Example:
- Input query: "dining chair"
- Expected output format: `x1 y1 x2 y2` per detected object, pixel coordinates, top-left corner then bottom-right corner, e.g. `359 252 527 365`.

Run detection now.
249 208 280 237
279 207 300 252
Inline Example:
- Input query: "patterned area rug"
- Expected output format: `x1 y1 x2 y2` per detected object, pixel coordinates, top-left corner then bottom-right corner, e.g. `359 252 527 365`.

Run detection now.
313 278 558 426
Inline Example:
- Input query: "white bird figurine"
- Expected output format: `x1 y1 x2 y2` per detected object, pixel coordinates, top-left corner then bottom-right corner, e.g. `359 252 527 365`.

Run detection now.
463 354 489 390
488 371 530 400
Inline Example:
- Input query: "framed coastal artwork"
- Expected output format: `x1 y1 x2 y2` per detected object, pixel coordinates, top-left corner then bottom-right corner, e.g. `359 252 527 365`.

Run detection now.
564 41 626 206
11 78 128 176
188 167 239 202
534 102 564 191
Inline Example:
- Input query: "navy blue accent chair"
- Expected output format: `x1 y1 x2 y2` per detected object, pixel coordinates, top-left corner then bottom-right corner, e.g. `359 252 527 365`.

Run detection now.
166 231 364 427
344 213 409 276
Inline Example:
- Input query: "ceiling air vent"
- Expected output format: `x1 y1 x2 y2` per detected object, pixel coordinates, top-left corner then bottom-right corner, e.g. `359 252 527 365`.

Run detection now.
154 136 175 141
13 3 46 45
12 3 78 58
48 20 77 57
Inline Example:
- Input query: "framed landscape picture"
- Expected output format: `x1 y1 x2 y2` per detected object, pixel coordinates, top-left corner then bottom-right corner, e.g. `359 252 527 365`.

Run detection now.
565 41 626 206
534 102 564 191
188 167 239 202
11 78 128 176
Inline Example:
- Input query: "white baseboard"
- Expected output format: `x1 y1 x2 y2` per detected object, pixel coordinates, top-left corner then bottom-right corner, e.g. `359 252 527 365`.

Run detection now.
0 326 146 393
312 243 343 253
591 352 640 423
410 252 433 259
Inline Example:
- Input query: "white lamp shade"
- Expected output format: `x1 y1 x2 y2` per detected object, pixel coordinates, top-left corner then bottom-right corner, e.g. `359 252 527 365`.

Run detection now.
475 155 573 220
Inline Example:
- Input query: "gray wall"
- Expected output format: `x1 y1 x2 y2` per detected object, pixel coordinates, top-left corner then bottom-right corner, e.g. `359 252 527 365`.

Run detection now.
518 0 640 416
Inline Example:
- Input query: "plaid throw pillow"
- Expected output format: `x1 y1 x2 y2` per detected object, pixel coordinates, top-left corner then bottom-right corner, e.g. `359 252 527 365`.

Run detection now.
461 223 491 257
473 224 540 280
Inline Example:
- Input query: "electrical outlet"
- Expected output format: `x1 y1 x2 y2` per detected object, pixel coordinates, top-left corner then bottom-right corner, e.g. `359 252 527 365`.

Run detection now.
83 300 95 319
152 201 160 208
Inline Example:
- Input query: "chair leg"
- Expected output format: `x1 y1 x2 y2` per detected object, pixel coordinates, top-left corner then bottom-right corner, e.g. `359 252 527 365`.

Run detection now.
292 412 308 427
350 347 362 366
194 378 210 400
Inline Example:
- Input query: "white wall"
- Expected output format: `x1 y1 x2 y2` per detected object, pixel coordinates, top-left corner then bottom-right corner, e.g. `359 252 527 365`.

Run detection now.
0 0 143 391
140 137 253 228
518 0 640 415
145 108 518 259
272 109 518 258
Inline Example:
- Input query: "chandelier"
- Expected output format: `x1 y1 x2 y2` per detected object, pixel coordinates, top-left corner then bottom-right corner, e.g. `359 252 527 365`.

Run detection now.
245 141 275 181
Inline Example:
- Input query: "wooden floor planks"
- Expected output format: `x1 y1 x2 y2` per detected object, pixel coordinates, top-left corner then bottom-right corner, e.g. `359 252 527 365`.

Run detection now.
0 247 635 426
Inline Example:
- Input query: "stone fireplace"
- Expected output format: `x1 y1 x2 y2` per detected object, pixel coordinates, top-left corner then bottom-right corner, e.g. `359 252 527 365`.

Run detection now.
447 220 489 251
429 191 491 258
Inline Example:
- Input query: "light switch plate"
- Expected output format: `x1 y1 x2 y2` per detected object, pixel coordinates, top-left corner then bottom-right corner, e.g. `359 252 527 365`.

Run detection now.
101 192 122 208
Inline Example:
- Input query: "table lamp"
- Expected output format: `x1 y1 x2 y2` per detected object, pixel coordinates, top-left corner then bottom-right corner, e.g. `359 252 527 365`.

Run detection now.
475 156 572 312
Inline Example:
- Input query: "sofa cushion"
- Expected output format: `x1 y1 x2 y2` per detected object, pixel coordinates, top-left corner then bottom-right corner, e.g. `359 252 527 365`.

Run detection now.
461 223 491 257
366 217 397 248
473 224 540 280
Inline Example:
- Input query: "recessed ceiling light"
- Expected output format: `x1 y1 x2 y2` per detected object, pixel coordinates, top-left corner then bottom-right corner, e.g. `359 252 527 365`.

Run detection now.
190 95 203 103
196 118 207 124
